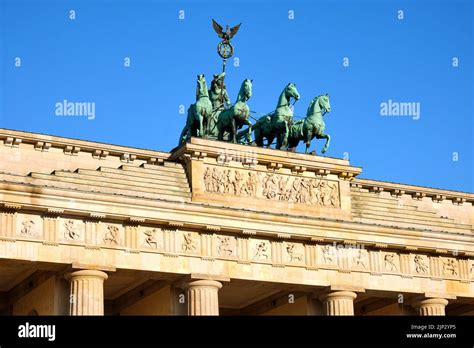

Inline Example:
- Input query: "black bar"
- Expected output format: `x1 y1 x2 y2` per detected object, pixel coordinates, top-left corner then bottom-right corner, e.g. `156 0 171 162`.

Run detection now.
0 316 473 346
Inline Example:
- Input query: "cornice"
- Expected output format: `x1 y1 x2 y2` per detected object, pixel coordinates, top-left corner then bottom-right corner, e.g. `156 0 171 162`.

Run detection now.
170 137 362 179
0 128 169 165
352 178 474 204
1 182 473 256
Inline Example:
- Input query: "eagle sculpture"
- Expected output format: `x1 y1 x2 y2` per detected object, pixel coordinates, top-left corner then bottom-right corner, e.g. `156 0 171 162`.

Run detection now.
212 19 241 42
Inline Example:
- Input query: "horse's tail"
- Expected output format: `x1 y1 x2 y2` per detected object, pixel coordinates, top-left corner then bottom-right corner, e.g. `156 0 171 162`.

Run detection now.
178 125 188 145
186 104 194 127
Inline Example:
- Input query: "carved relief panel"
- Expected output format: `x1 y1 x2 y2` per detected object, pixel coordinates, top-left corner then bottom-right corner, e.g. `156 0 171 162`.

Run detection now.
16 214 43 239
180 231 200 254
440 257 459 278
349 248 369 270
202 166 340 208
58 218 85 243
284 242 304 264
317 244 338 266
410 254 430 275
100 223 123 247
250 239 271 262
139 227 163 250
381 252 400 273
215 235 237 258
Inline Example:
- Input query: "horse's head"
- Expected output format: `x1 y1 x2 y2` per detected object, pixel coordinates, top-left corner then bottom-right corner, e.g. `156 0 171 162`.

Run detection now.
285 83 300 102
242 79 252 100
235 79 253 103
196 74 208 97
319 94 331 113
307 94 331 116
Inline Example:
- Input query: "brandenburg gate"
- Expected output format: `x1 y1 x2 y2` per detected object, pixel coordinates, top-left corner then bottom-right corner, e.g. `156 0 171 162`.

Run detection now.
0 128 473 316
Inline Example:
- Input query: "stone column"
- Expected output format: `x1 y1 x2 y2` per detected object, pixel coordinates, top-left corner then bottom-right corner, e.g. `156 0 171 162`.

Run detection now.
185 280 222 316
320 291 357 316
414 298 449 316
66 270 108 315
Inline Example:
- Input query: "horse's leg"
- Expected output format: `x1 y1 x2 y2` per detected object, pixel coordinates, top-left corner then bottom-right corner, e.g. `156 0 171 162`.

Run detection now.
275 132 282 149
316 132 331 153
305 127 313 154
275 131 281 149
286 136 295 152
231 117 237 143
266 134 274 148
216 111 223 141
217 123 224 141
322 133 331 153
280 121 289 150
254 127 262 146
198 108 204 138
245 119 252 143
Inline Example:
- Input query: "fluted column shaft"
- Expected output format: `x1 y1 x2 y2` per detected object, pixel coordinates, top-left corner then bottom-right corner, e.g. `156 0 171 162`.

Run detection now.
66 270 108 315
321 291 357 316
185 280 222 316
416 298 448 316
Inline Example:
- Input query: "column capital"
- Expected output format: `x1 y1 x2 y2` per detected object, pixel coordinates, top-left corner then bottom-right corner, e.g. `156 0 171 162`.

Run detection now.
413 297 449 316
177 273 229 289
319 290 358 316
417 298 449 306
65 269 109 281
184 279 223 290
319 290 357 302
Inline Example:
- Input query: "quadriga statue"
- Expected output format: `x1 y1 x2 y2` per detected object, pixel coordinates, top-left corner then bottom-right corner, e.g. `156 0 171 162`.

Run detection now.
179 74 213 144
250 83 300 150
215 78 253 143
207 72 230 137
287 94 331 154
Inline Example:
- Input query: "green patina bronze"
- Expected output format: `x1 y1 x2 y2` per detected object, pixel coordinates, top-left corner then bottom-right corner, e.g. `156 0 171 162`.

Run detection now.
179 74 212 144
207 72 230 137
209 72 230 110
271 83 300 149
287 94 331 154
216 78 253 143
250 83 300 149
212 19 241 60
178 20 334 155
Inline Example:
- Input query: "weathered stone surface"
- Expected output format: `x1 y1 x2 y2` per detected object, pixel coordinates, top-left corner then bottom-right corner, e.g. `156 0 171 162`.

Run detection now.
0 129 473 316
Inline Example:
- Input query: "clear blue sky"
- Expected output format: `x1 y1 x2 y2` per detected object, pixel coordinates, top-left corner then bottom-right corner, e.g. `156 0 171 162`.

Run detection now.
0 0 472 192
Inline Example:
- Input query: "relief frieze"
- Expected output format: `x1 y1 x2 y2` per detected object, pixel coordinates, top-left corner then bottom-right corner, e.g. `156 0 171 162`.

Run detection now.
8 213 471 285
203 166 340 207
